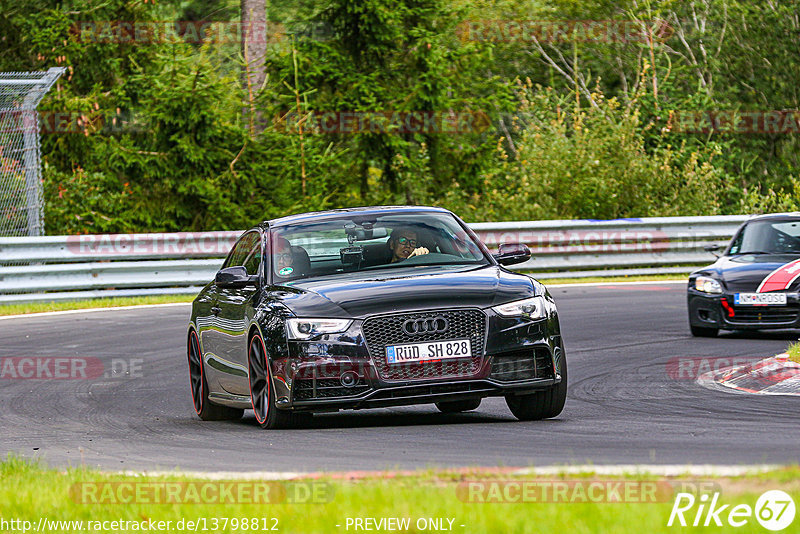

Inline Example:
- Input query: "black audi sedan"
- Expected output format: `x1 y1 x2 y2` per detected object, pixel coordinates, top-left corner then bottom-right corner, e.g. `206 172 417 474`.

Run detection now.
187 206 566 428
688 213 800 337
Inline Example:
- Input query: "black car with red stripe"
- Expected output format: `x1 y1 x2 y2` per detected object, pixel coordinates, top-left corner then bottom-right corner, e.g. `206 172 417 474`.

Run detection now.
688 213 800 336
187 206 567 429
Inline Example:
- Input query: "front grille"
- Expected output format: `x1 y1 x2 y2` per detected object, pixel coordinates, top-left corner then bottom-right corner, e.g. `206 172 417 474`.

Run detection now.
731 305 800 324
293 378 369 400
490 348 553 381
362 309 487 381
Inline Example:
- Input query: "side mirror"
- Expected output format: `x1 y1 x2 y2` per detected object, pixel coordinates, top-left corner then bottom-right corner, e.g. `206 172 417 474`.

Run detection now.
704 244 722 258
493 243 531 266
215 266 256 289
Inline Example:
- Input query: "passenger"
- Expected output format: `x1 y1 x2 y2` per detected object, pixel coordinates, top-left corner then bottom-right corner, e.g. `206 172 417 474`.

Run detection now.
388 227 429 263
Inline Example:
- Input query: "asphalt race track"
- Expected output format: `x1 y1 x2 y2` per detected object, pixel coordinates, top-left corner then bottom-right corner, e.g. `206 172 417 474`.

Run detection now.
2 283 799 473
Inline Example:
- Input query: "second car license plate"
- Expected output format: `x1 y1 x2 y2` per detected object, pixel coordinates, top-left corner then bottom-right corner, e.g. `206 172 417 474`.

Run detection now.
734 293 787 305
386 339 471 364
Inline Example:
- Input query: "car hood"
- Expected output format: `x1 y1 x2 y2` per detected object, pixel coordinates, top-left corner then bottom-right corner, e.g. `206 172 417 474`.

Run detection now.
696 254 800 292
272 265 537 319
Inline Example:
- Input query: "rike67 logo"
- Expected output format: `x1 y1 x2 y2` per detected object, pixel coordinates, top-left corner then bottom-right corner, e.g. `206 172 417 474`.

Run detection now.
668 490 795 531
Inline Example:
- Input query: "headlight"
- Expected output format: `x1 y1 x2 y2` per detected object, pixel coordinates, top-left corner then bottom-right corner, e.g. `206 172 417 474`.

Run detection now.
286 318 353 340
694 276 722 294
492 296 547 319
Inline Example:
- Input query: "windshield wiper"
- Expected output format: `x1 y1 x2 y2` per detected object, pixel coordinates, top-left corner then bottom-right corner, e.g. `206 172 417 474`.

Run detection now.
737 251 774 255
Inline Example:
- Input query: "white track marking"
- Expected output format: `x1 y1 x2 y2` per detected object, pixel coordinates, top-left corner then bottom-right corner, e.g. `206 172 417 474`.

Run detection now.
0 302 192 321
112 464 778 480
546 280 686 288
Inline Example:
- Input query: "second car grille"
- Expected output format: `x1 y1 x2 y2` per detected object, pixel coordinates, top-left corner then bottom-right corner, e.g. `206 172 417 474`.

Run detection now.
362 309 487 381
732 305 800 324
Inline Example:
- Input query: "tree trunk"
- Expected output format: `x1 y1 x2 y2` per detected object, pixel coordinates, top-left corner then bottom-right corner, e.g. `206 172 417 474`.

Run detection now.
241 0 267 134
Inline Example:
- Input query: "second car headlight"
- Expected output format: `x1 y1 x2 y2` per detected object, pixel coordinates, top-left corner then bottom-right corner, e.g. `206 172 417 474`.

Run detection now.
492 296 547 319
695 276 722 294
286 318 353 340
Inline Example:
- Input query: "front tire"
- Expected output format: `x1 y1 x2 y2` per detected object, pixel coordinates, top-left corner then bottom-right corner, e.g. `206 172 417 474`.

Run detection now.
505 356 567 421
435 399 482 413
248 334 297 429
690 324 719 337
188 330 243 421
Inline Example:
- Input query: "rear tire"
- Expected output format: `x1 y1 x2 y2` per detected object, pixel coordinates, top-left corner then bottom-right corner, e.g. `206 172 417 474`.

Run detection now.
505 356 567 421
435 399 482 413
188 330 243 421
690 324 719 337
248 334 298 429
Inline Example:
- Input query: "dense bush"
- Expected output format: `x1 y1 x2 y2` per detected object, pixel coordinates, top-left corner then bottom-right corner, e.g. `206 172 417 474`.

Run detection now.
443 81 725 221
0 0 796 234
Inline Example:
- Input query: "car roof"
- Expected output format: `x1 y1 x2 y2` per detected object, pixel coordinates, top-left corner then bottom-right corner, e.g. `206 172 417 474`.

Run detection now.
748 212 800 222
265 205 452 228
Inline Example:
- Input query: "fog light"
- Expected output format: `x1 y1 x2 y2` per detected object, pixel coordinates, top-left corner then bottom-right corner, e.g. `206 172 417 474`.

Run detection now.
340 371 358 387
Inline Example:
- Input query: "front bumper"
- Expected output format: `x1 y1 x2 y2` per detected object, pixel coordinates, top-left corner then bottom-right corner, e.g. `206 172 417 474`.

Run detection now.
288 376 560 412
269 307 564 411
688 290 800 330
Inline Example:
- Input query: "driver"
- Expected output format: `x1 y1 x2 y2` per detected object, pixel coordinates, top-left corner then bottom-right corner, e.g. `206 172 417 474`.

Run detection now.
389 227 429 263
274 237 295 277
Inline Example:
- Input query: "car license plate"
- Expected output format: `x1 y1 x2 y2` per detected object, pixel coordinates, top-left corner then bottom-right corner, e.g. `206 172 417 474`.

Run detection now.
734 293 787 305
386 339 471 364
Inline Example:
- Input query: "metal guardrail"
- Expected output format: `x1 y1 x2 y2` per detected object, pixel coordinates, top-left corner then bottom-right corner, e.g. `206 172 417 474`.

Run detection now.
0 215 750 303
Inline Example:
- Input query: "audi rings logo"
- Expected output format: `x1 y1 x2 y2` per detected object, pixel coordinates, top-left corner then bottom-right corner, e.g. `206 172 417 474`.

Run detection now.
403 317 449 335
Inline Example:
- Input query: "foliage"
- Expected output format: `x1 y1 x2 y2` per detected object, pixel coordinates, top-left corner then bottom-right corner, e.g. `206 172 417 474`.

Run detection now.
738 178 800 215
441 80 724 221
0 0 797 234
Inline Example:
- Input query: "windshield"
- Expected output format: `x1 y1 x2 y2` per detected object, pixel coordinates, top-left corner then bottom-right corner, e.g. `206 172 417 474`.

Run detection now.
728 219 800 255
269 212 490 282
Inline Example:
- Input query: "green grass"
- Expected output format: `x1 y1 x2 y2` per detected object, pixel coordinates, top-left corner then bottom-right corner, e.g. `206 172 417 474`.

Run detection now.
0 295 194 316
787 343 800 364
536 273 688 286
2 458 799 533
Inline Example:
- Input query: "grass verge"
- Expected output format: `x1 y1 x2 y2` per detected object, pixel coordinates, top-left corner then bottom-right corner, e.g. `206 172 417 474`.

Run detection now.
2 457 799 533
0 295 194 316
537 273 688 286
787 342 800 364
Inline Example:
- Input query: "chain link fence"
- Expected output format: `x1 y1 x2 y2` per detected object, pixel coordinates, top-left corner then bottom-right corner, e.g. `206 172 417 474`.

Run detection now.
0 68 65 236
